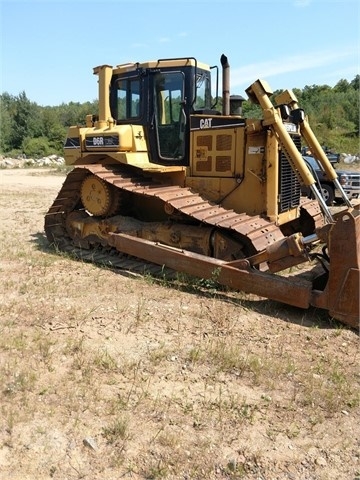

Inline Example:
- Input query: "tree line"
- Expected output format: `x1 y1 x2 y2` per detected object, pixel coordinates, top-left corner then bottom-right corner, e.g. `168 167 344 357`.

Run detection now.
0 75 358 158
0 93 98 158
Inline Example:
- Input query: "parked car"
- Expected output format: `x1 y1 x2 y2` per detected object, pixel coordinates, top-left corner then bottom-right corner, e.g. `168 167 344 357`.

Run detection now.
301 147 340 164
301 155 360 205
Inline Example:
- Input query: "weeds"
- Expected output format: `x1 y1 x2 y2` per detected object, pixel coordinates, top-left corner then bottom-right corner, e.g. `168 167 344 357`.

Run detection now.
0 176 359 480
3 368 37 395
298 359 360 413
102 416 130 444
93 348 118 371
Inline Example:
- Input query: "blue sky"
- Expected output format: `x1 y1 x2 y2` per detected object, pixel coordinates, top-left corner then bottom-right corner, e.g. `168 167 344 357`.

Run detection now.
1 0 359 106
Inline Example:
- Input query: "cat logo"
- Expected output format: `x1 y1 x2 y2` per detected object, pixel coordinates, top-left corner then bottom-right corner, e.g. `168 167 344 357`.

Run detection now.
199 118 213 129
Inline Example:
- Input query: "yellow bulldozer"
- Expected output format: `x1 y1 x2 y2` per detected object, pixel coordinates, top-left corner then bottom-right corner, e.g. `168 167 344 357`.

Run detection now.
45 54 360 329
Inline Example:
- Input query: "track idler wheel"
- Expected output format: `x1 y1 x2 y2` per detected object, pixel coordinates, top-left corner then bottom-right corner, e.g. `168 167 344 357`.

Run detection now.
81 174 119 217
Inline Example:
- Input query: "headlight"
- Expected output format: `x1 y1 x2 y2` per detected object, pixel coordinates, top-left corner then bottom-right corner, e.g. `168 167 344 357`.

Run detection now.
339 174 348 185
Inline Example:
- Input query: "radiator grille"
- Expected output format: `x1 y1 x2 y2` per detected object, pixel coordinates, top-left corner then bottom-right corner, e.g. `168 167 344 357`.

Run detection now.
279 136 302 213
196 157 212 172
197 135 212 149
216 134 232 151
216 156 232 172
195 133 233 174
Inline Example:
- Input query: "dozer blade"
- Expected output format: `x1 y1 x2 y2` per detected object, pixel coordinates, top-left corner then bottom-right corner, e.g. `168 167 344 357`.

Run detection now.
106 208 360 330
107 232 314 309
312 209 360 329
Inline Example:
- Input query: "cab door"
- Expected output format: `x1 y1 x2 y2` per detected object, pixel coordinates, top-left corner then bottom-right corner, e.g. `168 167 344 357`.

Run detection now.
152 71 187 163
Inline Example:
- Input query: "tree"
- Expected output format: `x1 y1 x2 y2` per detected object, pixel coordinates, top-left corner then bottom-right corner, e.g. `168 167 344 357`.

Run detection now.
1 74 359 157
350 75 359 90
9 91 32 149
334 79 350 93
22 136 51 157
41 107 67 153
0 93 13 152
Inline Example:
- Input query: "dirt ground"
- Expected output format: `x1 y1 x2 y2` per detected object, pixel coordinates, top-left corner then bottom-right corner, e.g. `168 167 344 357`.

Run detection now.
0 168 359 480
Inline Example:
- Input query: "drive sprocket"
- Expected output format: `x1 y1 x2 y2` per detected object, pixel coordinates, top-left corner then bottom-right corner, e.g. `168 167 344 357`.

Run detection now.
80 174 119 216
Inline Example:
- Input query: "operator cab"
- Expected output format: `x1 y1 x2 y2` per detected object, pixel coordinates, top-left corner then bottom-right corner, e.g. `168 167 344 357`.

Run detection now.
109 58 218 165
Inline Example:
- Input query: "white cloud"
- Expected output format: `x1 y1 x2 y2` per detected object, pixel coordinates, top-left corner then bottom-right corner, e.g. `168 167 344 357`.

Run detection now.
158 37 171 43
131 43 148 49
230 47 357 88
293 0 312 7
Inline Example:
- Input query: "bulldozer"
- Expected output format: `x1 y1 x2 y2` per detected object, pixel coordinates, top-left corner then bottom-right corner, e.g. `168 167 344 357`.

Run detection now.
45 54 360 329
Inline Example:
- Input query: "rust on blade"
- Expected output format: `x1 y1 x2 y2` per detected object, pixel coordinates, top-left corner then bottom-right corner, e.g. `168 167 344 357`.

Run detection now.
322 210 359 328
308 209 360 329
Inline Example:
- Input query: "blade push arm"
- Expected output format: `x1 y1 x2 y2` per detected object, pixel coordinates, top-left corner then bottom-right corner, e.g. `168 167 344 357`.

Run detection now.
246 80 334 222
275 89 352 208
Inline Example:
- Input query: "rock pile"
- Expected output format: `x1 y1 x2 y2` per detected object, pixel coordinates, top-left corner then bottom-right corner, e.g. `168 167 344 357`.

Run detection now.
0 154 65 169
0 152 358 169
342 153 360 164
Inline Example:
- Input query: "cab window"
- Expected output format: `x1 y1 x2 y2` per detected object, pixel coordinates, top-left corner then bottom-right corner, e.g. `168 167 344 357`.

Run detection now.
154 72 183 126
193 71 211 111
115 78 140 121
154 71 185 160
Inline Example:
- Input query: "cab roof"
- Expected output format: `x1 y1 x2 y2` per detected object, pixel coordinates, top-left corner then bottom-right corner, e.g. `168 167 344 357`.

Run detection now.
110 58 211 75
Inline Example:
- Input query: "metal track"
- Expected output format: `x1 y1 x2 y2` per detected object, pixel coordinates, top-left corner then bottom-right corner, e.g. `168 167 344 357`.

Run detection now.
44 164 324 274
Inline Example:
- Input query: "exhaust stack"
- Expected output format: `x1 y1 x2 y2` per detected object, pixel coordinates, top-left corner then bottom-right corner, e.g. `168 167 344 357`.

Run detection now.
93 64 113 128
221 54 230 116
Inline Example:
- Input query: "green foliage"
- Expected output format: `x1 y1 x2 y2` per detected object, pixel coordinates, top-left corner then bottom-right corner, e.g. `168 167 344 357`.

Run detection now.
0 94 98 156
22 136 51 158
0 75 359 157
286 79 359 153
0 93 12 152
242 100 262 118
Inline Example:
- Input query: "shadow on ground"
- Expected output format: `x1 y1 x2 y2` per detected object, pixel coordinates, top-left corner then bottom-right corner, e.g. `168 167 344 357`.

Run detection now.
31 231 354 333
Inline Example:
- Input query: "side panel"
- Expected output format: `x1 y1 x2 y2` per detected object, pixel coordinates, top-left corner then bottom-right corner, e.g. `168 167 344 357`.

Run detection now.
188 114 302 222
189 116 246 178
191 127 236 177
188 116 267 216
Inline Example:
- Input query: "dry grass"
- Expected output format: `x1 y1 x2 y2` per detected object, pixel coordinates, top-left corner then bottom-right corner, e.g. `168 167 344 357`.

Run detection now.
0 168 359 480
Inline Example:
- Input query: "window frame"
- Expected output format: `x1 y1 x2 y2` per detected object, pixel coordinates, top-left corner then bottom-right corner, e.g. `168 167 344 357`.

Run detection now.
112 76 141 122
